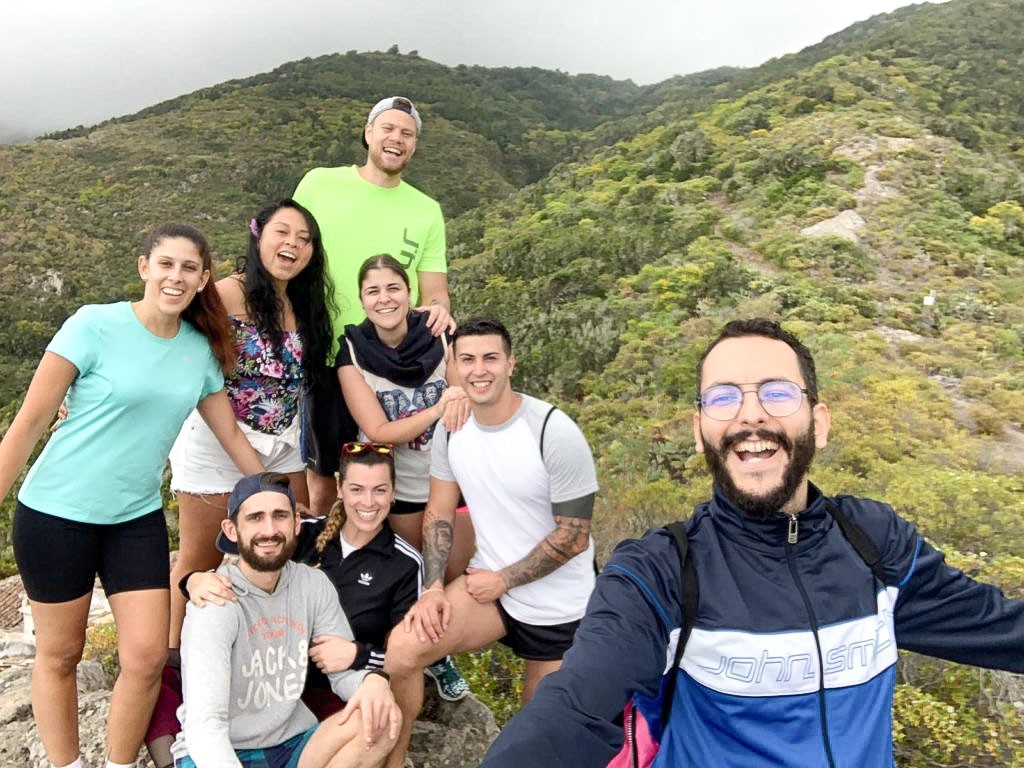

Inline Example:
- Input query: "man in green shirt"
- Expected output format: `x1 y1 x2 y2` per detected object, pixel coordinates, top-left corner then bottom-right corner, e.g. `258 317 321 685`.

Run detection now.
294 96 452 516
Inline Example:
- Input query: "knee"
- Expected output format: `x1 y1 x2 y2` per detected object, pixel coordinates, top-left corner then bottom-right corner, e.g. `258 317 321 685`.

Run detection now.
35 639 86 677
353 715 400 768
118 643 167 684
383 635 427 679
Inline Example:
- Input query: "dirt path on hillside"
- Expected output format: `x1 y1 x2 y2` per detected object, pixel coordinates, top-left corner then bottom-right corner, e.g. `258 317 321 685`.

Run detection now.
876 327 1024 474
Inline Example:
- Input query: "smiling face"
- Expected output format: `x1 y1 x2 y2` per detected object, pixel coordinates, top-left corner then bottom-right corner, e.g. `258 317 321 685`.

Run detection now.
337 461 394 542
137 236 210 317
454 333 516 411
257 207 314 289
360 266 410 335
693 335 831 517
364 108 418 177
224 490 300 573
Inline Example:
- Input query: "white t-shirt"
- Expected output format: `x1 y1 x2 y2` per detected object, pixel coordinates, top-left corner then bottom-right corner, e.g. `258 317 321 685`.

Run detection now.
345 336 447 503
431 394 598 625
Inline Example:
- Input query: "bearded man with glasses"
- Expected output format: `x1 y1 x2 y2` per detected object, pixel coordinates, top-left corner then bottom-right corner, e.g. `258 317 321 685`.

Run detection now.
482 317 1024 768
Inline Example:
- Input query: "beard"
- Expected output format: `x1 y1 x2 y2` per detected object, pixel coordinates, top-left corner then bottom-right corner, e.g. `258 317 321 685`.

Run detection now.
370 145 410 176
702 425 816 520
237 532 298 572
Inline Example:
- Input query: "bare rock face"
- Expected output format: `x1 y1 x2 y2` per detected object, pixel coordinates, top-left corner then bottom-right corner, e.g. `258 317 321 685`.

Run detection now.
411 686 501 767
0 648 497 768
799 209 866 242
0 657 132 768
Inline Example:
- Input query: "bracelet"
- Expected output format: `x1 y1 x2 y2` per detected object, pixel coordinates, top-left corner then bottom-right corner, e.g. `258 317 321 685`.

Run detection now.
366 669 391 683
422 587 445 596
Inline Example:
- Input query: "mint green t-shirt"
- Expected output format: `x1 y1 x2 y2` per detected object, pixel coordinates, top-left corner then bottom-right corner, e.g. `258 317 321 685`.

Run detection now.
18 302 224 524
293 165 447 357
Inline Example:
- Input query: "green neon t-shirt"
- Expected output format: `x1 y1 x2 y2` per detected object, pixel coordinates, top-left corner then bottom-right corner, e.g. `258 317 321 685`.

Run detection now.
294 165 447 357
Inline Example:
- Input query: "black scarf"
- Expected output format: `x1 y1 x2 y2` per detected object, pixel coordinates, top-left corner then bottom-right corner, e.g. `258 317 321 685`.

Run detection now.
342 311 445 388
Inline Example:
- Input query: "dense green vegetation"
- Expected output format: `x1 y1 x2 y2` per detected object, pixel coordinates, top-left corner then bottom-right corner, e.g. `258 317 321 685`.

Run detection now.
4 1 1024 762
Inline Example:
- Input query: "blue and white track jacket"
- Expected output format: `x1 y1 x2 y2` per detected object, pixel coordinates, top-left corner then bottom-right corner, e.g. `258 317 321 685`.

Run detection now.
482 484 1024 767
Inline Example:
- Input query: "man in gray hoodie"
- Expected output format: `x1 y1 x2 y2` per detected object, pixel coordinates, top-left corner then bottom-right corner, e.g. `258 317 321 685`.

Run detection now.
172 471 400 768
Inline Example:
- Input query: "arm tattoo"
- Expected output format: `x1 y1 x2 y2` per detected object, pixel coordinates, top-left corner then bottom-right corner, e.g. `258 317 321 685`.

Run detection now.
423 509 453 587
501 516 591 590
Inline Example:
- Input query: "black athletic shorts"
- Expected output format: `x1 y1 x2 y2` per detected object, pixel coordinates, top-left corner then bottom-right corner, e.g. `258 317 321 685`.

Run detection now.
303 365 358 476
391 499 425 516
13 502 170 603
392 498 471 516
495 601 581 661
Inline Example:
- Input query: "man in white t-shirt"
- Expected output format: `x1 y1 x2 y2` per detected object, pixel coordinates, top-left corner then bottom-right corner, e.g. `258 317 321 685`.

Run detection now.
386 317 599 704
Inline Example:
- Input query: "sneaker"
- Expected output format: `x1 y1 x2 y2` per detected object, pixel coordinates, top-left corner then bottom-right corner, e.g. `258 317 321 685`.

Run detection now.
425 656 470 701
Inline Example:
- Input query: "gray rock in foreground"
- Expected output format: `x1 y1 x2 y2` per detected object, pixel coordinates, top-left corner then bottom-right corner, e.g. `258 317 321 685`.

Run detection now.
0 657 498 768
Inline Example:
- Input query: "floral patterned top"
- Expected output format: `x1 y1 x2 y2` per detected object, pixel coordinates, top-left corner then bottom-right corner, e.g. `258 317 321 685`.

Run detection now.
226 317 304 435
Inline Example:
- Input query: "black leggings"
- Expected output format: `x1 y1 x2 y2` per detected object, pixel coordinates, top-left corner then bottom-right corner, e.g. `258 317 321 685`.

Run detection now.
13 502 169 603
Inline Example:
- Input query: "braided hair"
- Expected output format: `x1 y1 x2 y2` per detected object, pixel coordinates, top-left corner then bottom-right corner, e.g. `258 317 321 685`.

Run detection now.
314 446 397 554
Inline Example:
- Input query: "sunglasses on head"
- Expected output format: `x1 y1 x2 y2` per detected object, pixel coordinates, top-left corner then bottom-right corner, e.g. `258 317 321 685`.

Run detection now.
341 441 395 457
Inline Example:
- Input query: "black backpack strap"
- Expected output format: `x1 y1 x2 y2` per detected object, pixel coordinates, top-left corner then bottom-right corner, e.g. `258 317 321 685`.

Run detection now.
660 521 698 727
825 498 886 584
539 405 557 460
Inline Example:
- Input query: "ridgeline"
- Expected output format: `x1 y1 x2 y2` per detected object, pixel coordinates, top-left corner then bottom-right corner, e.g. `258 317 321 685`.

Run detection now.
1 1 1023 762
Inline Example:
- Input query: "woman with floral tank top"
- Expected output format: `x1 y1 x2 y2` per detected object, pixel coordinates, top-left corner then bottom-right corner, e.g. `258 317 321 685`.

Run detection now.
144 200 334 767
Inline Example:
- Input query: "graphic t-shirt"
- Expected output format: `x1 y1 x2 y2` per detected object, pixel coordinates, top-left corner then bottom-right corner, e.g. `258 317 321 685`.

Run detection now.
341 336 447 503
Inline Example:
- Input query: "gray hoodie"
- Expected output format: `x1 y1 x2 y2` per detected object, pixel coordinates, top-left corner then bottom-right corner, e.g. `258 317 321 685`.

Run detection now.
171 560 369 766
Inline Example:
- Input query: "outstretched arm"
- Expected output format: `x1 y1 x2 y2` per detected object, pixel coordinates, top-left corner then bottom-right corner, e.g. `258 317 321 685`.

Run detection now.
895 534 1024 671
481 532 682 767
465 495 594 603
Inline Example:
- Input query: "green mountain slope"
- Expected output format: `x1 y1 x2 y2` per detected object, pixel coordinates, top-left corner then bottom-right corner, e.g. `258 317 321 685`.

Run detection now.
441 2 1024 757
0 51 650 411
2 2 1024 762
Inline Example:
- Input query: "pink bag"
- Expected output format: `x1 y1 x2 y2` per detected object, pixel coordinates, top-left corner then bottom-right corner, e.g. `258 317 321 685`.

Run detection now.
606 699 660 768
609 521 693 768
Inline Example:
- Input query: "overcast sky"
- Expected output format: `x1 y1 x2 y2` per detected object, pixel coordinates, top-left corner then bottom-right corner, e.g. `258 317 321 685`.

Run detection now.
2 0 940 142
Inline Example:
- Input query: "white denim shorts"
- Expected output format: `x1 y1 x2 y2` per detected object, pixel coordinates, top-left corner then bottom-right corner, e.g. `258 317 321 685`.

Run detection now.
169 409 305 494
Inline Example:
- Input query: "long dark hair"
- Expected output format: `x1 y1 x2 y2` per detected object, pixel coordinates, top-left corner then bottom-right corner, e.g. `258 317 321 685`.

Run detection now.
145 223 235 372
236 199 336 387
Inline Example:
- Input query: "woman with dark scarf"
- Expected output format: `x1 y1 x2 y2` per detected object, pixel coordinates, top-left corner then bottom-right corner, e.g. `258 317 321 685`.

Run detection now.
336 254 473 703
337 254 471 554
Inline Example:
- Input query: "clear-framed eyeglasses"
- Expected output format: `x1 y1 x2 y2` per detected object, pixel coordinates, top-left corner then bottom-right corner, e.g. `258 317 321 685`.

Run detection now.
696 380 809 421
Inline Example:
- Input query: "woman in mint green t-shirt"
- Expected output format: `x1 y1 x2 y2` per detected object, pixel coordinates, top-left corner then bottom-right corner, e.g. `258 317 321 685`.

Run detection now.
0 223 263 768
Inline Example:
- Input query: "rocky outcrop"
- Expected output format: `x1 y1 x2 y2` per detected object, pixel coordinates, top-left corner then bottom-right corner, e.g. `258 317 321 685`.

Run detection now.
0 639 498 768
0 657 120 768
411 688 500 767
799 209 866 242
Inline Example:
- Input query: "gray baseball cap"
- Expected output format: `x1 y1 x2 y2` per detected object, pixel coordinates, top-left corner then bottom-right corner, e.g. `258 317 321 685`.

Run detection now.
362 96 421 148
